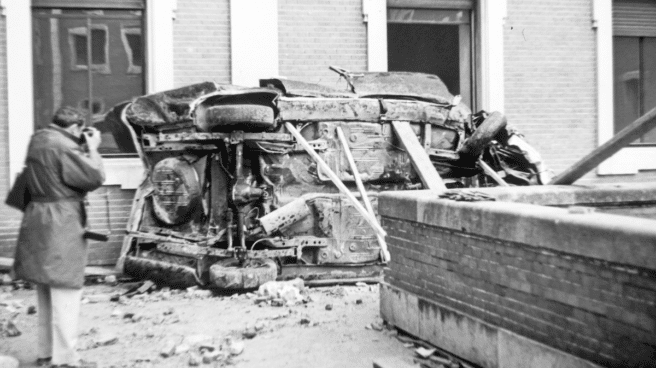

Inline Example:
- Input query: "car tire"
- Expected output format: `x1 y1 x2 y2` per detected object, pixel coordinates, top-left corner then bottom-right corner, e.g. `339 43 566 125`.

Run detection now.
205 104 275 132
209 257 278 290
458 111 507 159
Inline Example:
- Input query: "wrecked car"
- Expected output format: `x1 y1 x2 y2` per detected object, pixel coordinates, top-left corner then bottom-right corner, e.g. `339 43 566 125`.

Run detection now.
110 67 550 289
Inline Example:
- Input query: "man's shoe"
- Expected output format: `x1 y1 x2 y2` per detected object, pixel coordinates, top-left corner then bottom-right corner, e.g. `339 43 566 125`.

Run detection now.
36 357 52 366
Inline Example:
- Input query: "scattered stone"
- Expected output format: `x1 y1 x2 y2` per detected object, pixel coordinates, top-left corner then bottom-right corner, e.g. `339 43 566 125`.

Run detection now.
415 347 437 359
228 341 245 356
299 318 310 326
26 305 36 315
183 334 213 346
254 297 268 305
254 321 267 331
174 344 190 355
355 299 363 305
258 278 304 297
130 314 143 323
110 294 121 303
325 304 333 311
86 294 112 303
188 353 202 366
104 275 118 285
126 280 156 298
95 333 119 347
192 290 212 298
4 320 20 337
160 341 177 358
242 328 257 339
163 307 175 316
370 317 384 331
370 322 384 331
199 343 217 353
201 350 224 364
355 282 367 287
271 298 284 307
110 309 123 318
0 355 19 368
160 291 171 300
0 274 12 286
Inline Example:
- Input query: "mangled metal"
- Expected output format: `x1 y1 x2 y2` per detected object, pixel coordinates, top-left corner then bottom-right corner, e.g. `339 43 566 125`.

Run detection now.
112 68 550 289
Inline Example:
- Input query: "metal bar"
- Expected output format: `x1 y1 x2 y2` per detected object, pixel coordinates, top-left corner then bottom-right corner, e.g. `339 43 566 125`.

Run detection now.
285 122 387 238
550 107 656 185
86 17 93 125
33 14 142 20
336 127 390 263
391 121 447 191
478 159 509 187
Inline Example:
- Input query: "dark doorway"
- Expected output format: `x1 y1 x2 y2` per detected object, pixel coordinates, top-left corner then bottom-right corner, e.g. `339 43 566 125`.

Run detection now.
387 8 472 107
388 23 460 95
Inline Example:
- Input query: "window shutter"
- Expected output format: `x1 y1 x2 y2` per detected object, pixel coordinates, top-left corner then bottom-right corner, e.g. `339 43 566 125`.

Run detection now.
32 0 144 9
387 0 473 10
613 0 656 37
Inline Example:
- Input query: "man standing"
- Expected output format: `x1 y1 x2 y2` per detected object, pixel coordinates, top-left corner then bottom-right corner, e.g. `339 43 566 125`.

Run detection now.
12 106 105 368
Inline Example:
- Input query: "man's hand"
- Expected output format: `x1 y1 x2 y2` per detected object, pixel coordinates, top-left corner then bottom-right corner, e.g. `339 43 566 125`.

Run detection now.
83 127 102 151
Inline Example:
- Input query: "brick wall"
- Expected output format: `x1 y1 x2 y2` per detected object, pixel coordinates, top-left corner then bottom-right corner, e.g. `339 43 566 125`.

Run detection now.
0 185 135 266
504 0 596 177
173 0 231 87
85 186 135 266
278 0 367 85
379 189 656 368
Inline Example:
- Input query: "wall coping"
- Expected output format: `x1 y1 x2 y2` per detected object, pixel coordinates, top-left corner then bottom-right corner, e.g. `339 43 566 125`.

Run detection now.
379 184 656 271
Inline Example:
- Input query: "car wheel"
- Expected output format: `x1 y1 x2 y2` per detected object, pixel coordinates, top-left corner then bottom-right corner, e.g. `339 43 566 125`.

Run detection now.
209 257 278 290
205 104 275 132
458 111 507 159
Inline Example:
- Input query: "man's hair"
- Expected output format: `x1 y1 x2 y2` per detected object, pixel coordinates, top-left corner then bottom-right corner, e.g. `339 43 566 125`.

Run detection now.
53 106 85 128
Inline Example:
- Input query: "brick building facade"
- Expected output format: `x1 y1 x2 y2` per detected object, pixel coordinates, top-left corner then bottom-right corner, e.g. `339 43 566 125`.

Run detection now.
0 0 653 265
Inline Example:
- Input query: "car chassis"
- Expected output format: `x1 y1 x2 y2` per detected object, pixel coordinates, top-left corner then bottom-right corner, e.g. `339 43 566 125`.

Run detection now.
111 68 549 289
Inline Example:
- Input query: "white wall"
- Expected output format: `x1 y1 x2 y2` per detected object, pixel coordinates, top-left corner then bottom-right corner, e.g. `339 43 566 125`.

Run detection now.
5 0 34 184
230 0 279 86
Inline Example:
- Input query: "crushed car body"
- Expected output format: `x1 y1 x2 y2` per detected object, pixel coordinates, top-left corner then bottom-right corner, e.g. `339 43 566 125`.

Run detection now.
111 68 550 289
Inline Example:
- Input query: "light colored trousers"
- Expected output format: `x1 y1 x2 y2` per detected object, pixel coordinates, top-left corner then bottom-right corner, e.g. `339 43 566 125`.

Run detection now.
36 284 83 366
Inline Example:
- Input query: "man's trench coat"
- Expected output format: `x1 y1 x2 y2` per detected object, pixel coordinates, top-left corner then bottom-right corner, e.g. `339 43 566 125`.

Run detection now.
13 126 105 289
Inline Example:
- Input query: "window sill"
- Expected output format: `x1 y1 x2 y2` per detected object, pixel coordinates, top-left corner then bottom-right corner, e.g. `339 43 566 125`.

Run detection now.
597 146 656 175
101 157 145 189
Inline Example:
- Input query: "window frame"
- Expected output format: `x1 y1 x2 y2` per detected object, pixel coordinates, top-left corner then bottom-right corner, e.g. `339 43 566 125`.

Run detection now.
596 0 656 175
67 24 111 74
121 26 143 74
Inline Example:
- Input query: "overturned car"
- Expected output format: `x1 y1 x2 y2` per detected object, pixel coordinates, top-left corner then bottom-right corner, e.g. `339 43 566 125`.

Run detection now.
111 68 550 289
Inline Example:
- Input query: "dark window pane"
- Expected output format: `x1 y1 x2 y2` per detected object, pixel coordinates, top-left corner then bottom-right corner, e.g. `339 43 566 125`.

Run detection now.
91 28 106 64
388 23 460 95
613 36 640 135
81 99 103 114
642 38 656 142
74 34 88 66
126 33 143 67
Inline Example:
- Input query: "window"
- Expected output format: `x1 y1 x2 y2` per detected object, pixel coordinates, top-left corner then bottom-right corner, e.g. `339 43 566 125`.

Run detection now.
387 6 473 108
68 25 111 74
33 7 145 156
613 0 656 144
121 27 143 74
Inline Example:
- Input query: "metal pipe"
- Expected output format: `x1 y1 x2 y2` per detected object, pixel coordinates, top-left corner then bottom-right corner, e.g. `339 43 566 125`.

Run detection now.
285 122 387 238
336 127 390 263
478 159 509 187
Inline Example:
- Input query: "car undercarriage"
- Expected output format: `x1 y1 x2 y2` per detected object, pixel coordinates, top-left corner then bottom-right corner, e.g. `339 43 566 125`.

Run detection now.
110 68 550 289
